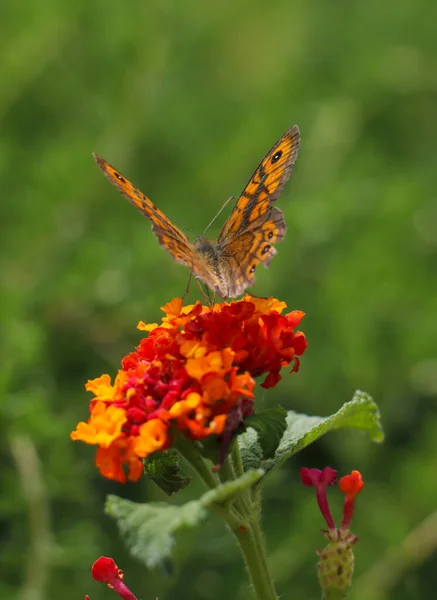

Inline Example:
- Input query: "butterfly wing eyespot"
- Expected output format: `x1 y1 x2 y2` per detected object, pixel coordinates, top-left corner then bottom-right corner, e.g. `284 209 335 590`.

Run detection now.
219 207 286 298
217 125 300 245
271 150 282 164
216 126 299 296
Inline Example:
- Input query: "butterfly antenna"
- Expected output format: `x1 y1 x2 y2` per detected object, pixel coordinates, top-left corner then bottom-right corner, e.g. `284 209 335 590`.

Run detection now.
203 196 235 235
173 220 196 235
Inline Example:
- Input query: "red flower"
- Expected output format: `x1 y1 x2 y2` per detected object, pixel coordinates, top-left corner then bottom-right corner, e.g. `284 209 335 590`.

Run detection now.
300 467 337 529
301 467 363 533
72 296 307 482
91 557 138 600
340 470 364 529
301 467 364 595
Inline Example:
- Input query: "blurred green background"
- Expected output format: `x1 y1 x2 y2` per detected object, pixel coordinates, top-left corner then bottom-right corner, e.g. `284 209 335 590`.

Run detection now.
1 0 436 598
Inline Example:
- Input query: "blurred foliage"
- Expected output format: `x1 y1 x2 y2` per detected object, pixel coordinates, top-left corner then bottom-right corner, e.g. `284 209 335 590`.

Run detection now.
1 0 436 599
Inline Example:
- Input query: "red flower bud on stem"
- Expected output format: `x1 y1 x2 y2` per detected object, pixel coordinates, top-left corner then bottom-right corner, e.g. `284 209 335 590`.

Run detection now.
300 467 337 529
91 557 138 600
339 470 364 529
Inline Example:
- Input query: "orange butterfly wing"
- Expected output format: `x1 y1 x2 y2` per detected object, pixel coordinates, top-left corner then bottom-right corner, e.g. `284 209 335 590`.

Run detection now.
93 126 300 299
216 126 300 297
217 126 300 242
219 207 286 297
93 154 221 290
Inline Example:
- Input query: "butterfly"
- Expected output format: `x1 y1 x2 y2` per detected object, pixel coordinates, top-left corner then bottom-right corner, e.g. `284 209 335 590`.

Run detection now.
93 125 300 299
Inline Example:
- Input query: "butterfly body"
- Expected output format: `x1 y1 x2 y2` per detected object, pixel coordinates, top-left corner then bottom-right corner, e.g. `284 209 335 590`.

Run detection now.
193 237 218 261
94 125 300 298
191 237 237 298
191 237 226 295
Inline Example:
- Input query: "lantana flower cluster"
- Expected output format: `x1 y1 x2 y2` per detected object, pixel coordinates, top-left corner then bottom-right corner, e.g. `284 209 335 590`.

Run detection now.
71 296 307 482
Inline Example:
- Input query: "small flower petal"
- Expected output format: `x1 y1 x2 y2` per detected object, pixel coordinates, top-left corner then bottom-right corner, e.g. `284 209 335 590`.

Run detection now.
70 402 127 448
300 467 337 488
133 419 169 457
339 470 364 500
137 320 159 332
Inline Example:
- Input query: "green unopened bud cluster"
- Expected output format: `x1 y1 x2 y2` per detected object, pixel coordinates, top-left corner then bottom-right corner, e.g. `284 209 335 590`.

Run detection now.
317 529 358 596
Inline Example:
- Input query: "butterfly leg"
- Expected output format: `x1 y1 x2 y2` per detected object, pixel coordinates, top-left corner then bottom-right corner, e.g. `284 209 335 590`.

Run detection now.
205 287 220 308
182 272 193 300
195 277 214 307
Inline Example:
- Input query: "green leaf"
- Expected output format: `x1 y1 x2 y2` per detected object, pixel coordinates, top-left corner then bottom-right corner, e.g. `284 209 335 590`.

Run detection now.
105 468 264 569
239 390 383 475
244 406 287 459
143 449 191 496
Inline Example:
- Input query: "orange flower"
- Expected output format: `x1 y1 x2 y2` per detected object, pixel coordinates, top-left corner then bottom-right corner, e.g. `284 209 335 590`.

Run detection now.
71 296 307 482
71 402 127 448
340 470 364 529
133 419 169 457
339 470 364 500
95 438 144 483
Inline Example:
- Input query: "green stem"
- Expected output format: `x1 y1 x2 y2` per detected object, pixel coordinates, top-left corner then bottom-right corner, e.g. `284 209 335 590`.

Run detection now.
175 436 219 490
215 456 247 526
176 437 277 599
247 491 278 600
229 520 278 600
215 453 277 599
232 439 245 479
219 452 238 484
231 441 254 515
